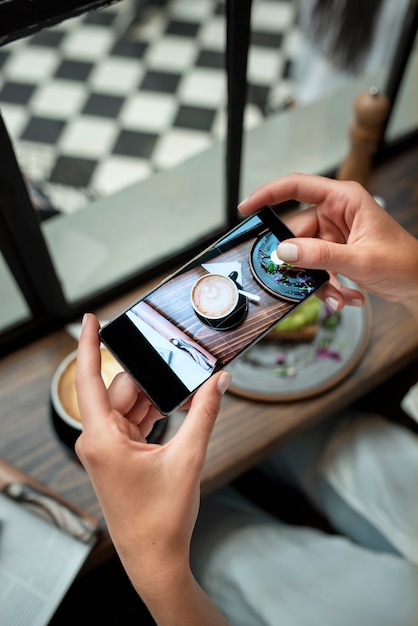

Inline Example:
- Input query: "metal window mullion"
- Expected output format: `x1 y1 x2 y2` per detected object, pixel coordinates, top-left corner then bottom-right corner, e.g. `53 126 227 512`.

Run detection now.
225 0 253 229
378 0 418 155
0 112 70 319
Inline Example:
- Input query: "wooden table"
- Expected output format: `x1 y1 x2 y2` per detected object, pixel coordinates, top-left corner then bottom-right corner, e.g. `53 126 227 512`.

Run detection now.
1 144 417 568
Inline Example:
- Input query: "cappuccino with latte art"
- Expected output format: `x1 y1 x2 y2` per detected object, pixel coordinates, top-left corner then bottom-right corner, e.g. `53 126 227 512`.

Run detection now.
191 274 238 320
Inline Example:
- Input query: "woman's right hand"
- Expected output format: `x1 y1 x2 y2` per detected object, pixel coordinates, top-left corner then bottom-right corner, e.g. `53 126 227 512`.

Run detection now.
238 173 418 320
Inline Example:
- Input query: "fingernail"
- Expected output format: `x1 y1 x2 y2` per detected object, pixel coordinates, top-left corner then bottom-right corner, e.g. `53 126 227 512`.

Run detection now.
217 371 232 395
237 197 248 209
350 298 363 308
81 313 88 328
325 297 339 311
372 195 386 208
277 242 299 262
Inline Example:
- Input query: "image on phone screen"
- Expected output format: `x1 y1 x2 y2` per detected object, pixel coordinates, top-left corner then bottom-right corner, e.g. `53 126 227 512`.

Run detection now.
99 207 329 415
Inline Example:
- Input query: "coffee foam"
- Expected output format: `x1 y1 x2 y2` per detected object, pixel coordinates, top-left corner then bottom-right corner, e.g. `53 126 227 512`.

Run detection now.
192 274 238 318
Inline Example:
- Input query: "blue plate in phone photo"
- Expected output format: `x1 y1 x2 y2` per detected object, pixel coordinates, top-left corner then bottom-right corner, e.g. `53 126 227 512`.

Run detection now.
250 231 320 302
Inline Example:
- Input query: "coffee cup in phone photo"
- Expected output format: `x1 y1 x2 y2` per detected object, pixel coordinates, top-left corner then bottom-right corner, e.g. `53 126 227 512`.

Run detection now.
190 273 240 323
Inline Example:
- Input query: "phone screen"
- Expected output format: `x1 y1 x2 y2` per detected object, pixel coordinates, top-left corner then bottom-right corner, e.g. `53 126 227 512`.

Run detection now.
99 206 329 415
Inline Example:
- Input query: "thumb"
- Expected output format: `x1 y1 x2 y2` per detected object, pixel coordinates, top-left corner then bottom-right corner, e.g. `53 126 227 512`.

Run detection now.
276 238 369 310
174 371 231 460
277 238 366 279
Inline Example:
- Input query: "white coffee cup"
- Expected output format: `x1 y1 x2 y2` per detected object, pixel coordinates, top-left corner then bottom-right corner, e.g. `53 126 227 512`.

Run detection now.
50 347 123 431
190 273 239 321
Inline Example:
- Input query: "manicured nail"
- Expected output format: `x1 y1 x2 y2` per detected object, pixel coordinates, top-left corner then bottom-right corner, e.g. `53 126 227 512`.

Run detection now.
217 371 232 395
350 298 364 308
325 297 339 311
372 195 386 208
277 242 299 262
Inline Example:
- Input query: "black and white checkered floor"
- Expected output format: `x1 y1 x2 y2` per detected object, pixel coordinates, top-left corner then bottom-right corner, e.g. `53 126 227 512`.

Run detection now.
0 0 298 215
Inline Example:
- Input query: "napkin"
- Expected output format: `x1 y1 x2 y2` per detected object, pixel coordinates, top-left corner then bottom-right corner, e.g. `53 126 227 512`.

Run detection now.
201 262 242 284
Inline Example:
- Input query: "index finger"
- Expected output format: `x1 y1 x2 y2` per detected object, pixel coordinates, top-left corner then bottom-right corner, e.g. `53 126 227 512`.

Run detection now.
75 313 111 424
238 172 333 214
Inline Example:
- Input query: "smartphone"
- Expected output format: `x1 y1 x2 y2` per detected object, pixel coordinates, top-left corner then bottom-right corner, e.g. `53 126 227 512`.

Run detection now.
99 206 330 415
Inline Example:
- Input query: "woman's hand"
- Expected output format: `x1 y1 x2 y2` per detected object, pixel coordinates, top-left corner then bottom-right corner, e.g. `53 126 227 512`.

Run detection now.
239 173 418 320
75 313 231 625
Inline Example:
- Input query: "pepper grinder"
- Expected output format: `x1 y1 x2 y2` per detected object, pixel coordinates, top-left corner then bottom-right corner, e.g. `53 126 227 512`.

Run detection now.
336 87 390 188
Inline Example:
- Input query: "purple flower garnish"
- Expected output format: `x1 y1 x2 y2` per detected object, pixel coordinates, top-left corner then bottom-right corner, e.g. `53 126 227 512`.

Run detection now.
316 347 341 360
275 352 287 365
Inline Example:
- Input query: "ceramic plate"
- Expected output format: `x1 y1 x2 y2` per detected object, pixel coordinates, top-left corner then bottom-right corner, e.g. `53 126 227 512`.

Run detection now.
226 279 372 402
